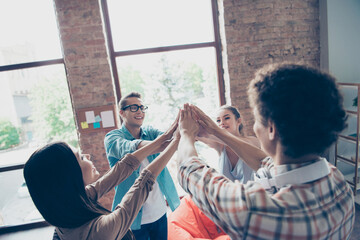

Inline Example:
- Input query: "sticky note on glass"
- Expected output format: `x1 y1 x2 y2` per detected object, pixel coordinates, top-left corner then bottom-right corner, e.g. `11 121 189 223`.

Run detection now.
85 111 95 123
100 110 115 128
93 122 101 129
81 122 89 129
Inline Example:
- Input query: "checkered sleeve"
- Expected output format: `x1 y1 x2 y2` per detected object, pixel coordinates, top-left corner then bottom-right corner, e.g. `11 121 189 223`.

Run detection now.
178 156 253 238
178 157 355 239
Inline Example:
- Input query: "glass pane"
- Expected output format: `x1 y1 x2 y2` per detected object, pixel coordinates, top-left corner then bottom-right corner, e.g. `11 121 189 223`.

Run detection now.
0 0 62 65
116 47 220 195
117 47 219 131
339 85 358 112
336 159 360 189
0 169 43 226
107 0 214 51
340 113 358 138
0 65 78 167
336 138 358 162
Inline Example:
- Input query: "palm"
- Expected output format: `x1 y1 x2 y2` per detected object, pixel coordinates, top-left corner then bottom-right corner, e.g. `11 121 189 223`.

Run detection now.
179 104 199 136
191 105 218 134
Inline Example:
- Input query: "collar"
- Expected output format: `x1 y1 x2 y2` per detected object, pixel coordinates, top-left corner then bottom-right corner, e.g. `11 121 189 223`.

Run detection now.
254 158 330 190
121 124 147 140
275 158 318 175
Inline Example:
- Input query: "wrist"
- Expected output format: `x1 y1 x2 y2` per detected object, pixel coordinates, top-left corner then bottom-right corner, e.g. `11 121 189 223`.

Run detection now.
214 126 226 136
180 129 196 137
173 136 181 143
181 131 196 142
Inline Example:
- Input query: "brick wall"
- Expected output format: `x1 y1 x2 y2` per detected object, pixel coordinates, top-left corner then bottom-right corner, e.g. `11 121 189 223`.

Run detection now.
222 0 320 134
54 0 117 209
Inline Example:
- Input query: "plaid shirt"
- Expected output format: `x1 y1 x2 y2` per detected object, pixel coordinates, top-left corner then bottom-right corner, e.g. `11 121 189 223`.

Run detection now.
178 157 355 240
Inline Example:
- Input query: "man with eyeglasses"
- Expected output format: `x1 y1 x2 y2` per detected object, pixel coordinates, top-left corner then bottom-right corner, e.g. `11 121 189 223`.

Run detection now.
104 92 180 240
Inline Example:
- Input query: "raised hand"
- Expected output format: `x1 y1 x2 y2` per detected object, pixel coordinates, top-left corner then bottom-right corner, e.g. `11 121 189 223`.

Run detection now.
196 124 210 139
162 109 180 140
177 103 199 160
179 103 199 138
156 109 180 152
190 105 220 135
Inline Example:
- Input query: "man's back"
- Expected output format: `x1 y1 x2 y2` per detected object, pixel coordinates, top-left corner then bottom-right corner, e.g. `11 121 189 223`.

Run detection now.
179 157 355 240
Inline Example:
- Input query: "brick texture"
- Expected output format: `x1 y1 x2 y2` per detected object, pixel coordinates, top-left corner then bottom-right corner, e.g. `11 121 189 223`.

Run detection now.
222 0 320 134
54 0 117 209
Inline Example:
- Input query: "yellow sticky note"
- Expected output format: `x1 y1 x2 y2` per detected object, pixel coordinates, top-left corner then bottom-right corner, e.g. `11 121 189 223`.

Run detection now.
81 121 89 129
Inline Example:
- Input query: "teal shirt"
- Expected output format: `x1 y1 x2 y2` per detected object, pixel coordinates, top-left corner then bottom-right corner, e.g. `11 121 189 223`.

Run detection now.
104 124 180 230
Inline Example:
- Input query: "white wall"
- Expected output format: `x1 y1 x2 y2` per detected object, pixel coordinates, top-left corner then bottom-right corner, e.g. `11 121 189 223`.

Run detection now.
320 0 360 166
327 0 360 83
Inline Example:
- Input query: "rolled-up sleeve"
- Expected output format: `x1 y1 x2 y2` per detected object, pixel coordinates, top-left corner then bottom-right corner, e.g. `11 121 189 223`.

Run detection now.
86 154 141 201
84 169 156 240
104 130 142 167
94 169 155 239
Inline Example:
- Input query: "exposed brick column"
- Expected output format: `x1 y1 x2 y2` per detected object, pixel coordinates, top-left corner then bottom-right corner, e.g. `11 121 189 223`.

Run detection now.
53 0 117 209
222 0 320 134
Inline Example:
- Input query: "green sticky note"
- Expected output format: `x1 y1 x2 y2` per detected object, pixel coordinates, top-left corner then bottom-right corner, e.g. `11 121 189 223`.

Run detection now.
95 115 102 122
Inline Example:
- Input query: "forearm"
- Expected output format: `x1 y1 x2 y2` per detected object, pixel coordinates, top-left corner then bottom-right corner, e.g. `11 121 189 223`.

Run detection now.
178 157 249 237
196 135 222 152
177 132 198 166
137 140 161 155
132 136 164 161
146 138 180 177
105 132 142 166
215 128 266 170
137 140 151 149
110 170 155 239
86 154 141 200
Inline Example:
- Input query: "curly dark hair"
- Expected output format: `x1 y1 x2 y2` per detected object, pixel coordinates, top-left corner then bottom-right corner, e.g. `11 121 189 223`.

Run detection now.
248 63 347 158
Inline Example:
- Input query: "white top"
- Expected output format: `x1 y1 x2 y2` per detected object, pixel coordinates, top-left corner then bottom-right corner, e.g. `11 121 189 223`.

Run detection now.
139 158 167 224
218 147 254 183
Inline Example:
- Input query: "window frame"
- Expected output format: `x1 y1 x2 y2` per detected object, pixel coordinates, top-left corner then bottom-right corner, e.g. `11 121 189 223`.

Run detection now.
0 59 65 234
101 0 226 105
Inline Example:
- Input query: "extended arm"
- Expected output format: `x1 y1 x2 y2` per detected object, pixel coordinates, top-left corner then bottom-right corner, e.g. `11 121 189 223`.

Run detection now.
105 111 179 167
196 133 223 154
135 112 180 159
177 104 199 164
88 129 180 239
176 104 252 238
192 105 266 171
88 119 178 200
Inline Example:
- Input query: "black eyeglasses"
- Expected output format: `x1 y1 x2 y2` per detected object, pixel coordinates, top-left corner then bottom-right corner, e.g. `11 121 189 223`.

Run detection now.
122 104 148 113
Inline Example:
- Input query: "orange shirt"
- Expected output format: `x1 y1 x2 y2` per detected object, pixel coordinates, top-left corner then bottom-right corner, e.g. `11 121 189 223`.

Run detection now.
168 195 230 240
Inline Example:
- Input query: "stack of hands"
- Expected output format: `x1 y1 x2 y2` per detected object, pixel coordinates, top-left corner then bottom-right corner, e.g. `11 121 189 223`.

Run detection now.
172 103 265 172
177 103 222 142
159 103 222 152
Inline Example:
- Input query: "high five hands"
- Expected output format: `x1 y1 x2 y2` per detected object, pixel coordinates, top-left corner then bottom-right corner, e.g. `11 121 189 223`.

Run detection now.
178 103 221 139
157 109 181 152
160 103 222 151
179 103 200 138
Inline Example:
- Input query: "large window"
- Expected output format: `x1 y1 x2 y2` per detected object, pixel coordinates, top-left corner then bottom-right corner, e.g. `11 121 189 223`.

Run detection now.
102 0 225 194
103 0 225 107
0 0 77 232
